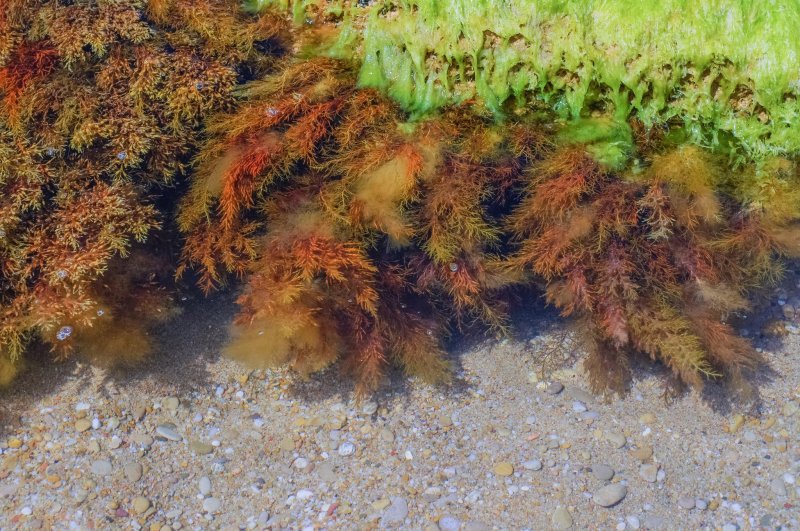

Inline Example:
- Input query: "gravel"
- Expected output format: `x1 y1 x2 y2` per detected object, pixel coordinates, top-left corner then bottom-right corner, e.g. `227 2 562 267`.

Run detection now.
1 269 799 529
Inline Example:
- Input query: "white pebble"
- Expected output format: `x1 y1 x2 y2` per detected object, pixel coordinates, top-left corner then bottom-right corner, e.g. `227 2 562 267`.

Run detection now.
572 401 587 413
784 473 796 485
199 476 212 496
296 489 313 500
337 442 355 456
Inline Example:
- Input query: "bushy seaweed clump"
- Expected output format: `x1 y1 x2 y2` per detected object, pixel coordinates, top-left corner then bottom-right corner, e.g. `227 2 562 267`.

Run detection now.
0 0 287 383
252 0 800 164
179 58 800 396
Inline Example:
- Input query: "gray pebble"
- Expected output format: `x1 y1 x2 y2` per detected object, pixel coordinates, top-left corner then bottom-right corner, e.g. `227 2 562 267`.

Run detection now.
606 431 627 449
199 476 212 496
155 423 181 441
338 442 355 456
593 484 627 507
551 506 573 529
770 477 787 496
523 459 543 471
203 497 221 513
91 459 113 476
677 496 695 509
439 515 461 531
546 382 564 395
572 401 587 413
695 499 708 510
592 464 615 481
640 464 658 483
380 497 408 526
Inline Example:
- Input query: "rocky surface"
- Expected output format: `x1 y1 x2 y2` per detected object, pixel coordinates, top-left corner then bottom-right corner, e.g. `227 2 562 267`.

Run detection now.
1 269 799 530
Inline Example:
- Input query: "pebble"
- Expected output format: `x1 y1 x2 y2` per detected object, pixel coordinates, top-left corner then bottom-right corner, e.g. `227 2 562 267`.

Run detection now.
75 419 92 432
124 462 143 482
293 457 309 469
189 439 214 455
606 432 627 449
677 496 695 509
380 429 395 442
493 462 514 476
163 397 180 410
592 464 615 481
338 442 355 456
361 401 378 415
639 413 656 424
593 484 627 507
626 516 640 529
316 462 337 482
132 496 150 515
572 401 587 413
381 497 408 526
199 476 212 496
551 506 573 529
770 477 787 496
639 464 659 483
695 499 708 510
202 497 221 513
155 423 181 441
631 445 653 462
439 516 461 530
131 434 154 448
522 459 542 471
91 460 113 476
108 436 122 449
546 382 564 395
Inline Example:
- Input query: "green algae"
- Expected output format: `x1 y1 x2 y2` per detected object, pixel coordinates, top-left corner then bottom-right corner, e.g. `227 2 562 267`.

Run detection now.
249 0 800 163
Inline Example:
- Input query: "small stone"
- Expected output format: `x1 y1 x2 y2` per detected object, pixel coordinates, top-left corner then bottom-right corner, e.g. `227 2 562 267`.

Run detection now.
316 462 337 483
123 462 143 482
75 419 92 432
551 506 573 529
109 436 122 449
361 401 378 415
493 462 514 476
639 413 656 424
296 489 313 500
130 434 154 448
626 516 640 529
155 424 181 441
293 457 309 469
722 524 739 531
572 401 587 413
380 497 408 526
132 496 150 515
91 460 113 476
438 415 453 428
163 397 180 411
189 440 213 455
338 442 355 456
133 405 146 421
202 497 221 513
522 459 542 471
546 382 564 395
372 498 391 511
729 414 745 433
593 484 627 507
7 438 22 449
639 464 659 483
677 496 695 509
439 516 461 531
695 499 708 510
380 429 395 442
199 476 212 496
592 464 615 481
606 431 627 449
770 477 787 496
631 445 653 462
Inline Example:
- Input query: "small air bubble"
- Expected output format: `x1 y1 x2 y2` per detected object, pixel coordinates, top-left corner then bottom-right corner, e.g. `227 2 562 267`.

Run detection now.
117 151 127 161
195 81 204 90
56 326 73 341
449 263 459 272
265 107 279 116
46 147 56 157
56 270 67 280
0 229 5 239
97 309 105 316
426 329 433 336
258 330 265 336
